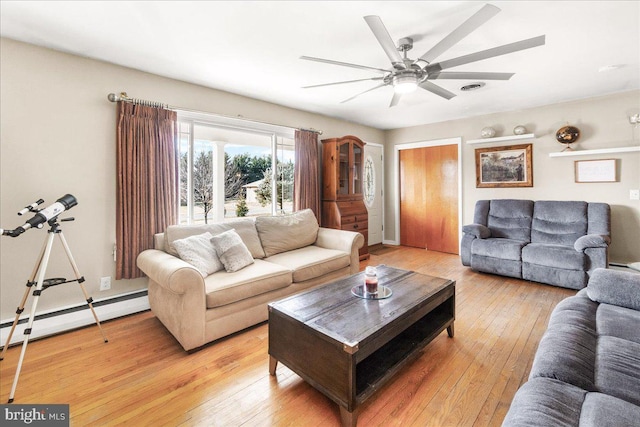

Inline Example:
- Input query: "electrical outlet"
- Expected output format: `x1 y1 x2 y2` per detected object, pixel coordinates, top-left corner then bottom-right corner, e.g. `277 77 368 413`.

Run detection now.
631 189 640 200
100 276 111 291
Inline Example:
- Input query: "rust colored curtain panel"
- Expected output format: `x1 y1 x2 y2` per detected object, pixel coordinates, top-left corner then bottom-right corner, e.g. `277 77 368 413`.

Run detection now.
116 102 178 279
293 130 320 222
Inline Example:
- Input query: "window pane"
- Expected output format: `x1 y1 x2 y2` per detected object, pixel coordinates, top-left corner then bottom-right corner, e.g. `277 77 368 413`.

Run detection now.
191 140 215 224
225 144 272 219
179 124 217 225
276 137 294 215
177 116 295 223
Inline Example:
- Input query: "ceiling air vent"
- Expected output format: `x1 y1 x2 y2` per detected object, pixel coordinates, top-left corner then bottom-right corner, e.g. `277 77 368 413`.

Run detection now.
460 82 485 91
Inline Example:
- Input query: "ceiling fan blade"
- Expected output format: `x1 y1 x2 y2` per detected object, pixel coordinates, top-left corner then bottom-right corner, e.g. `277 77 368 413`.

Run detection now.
419 3 501 64
364 16 406 69
389 92 402 107
428 35 546 72
300 56 389 74
340 83 388 104
429 71 514 80
303 77 384 89
418 80 456 100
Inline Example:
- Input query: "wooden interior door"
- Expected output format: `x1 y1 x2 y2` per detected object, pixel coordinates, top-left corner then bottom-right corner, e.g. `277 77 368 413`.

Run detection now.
400 144 459 254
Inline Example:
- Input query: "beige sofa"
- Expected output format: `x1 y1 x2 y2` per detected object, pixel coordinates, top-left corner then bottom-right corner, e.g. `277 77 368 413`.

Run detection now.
137 209 364 351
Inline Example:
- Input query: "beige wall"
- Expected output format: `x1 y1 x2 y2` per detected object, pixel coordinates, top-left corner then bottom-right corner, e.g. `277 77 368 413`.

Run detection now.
385 90 640 263
0 38 384 318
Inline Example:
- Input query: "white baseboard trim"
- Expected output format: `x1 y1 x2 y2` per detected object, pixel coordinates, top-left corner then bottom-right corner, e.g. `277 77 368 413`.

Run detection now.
382 239 399 246
1 290 149 347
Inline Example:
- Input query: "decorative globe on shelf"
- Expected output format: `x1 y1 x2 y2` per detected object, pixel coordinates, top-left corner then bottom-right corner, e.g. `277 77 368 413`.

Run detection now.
555 125 580 151
481 127 496 138
513 125 527 135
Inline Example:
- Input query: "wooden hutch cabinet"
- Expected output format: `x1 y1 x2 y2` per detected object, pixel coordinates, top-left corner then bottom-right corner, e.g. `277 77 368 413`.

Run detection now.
321 135 369 260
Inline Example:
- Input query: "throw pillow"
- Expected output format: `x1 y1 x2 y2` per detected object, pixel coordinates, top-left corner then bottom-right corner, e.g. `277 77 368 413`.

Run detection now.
164 218 265 259
210 229 255 273
172 232 223 277
255 209 319 257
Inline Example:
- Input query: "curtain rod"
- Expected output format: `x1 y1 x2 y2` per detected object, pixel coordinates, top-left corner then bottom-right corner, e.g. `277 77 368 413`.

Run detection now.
107 92 323 135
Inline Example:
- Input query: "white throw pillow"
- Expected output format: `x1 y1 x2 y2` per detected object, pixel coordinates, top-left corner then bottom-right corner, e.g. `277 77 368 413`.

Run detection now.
210 229 255 273
172 232 223 277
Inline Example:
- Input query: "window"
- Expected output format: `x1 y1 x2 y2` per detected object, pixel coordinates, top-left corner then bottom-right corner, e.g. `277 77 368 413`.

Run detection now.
177 112 295 224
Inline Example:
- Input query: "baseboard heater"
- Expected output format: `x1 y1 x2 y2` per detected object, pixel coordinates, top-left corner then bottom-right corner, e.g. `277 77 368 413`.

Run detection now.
610 262 640 272
0 290 150 347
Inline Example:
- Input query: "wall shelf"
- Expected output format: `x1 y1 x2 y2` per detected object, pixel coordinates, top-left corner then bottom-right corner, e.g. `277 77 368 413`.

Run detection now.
549 145 640 157
466 133 536 145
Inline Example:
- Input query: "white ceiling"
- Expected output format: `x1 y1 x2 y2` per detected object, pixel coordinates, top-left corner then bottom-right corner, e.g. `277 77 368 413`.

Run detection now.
1 1 639 130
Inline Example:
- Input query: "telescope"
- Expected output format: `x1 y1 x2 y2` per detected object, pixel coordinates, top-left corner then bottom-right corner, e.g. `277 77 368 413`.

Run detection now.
1 194 77 237
0 192 107 403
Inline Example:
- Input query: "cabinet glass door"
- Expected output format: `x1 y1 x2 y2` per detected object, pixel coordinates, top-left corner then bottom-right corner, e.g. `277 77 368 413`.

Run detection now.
338 142 349 195
353 143 362 194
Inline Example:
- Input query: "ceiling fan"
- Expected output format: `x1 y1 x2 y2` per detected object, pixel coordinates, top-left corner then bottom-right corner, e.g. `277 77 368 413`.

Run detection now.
301 4 545 107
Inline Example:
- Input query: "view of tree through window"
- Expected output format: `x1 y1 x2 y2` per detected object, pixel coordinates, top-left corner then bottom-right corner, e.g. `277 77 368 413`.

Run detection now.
255 162 294 212
223 148 275 219
180 148 213 222
178 120 294 224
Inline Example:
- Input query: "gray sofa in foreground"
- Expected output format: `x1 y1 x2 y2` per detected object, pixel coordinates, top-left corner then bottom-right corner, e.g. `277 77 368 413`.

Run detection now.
502 268 640 426
461 199 610 289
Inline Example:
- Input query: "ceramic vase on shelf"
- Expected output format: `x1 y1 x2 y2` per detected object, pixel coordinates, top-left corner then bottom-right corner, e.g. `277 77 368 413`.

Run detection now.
513 125 527 135
481 127 496 138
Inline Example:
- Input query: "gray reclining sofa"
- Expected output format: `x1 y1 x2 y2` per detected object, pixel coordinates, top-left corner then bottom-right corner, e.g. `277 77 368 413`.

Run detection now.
461 199 610 289
502 268 640 426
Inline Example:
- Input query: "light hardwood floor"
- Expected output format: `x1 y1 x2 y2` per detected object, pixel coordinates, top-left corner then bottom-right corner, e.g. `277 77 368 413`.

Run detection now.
1 247 575 426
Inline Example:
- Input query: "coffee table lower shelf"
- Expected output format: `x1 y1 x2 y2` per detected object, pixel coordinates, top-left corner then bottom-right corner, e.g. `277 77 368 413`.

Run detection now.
355 307 453 403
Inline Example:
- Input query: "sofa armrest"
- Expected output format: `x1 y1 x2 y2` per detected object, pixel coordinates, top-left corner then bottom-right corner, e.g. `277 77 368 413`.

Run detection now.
137 249 207 351
137 249 205 295
315 227 364 274
315 227 364 252
462 224 491 239
586 268 640 311
574 234 610 251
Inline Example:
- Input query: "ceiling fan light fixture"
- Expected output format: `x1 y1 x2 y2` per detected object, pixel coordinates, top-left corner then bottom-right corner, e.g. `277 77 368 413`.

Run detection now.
302 6 545 107
393 74 418 94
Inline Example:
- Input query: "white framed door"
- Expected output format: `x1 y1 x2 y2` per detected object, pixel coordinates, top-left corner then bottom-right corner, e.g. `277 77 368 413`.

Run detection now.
364 143 384 246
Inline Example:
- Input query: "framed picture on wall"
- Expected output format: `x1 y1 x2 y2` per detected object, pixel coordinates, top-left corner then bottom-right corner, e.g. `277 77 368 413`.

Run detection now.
475 143 533 188
575 159 617 183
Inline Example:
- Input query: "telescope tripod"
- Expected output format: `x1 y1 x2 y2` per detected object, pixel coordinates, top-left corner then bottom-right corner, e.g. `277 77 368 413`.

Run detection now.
0 219 108 403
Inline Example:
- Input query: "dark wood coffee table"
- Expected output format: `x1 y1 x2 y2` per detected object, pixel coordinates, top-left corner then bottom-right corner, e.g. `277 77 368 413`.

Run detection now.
268 265 455 426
